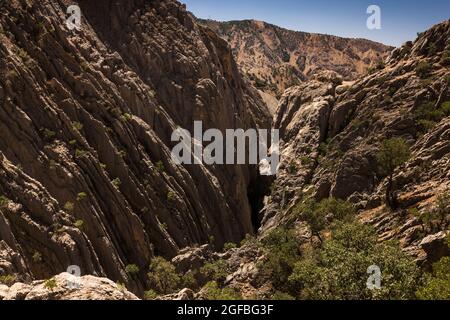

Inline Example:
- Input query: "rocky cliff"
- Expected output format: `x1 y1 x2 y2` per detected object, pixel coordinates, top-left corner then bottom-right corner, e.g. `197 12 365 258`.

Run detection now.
0 0 270 296
262 19 450 264
200 19 392 98
0 0 449 301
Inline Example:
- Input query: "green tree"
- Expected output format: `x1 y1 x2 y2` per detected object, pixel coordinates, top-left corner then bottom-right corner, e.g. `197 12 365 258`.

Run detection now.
259 228 300 292
125 264 140 275
377 138 411 209
288 222 421 300
147 257 181 294
416 257 450 300
200 259 228 285
294 198 356 242
202 281 242 300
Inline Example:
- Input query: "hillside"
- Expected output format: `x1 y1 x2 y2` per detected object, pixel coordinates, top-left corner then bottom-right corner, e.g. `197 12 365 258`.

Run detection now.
200 19 393 98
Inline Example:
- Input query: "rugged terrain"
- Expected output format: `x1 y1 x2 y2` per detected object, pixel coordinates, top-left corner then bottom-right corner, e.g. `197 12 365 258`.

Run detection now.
0 0 270 297
0 0 449 300
200 19 392 99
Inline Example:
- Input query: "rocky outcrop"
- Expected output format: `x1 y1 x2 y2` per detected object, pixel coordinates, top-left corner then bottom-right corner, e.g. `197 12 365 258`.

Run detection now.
200 19 392 98
0 0 270 296
0 272 138 300
262 20 450 259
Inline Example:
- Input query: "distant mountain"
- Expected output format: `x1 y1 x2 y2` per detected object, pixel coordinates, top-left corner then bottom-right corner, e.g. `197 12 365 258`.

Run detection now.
199 19 393 98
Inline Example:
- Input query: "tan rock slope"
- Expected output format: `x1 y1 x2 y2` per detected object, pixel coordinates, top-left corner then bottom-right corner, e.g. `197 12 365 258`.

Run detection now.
200 19 393 98
0 0 270 296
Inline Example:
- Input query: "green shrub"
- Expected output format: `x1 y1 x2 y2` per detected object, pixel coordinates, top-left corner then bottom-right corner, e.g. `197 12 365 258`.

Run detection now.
72 121 83 131
288 222 421 300
416 257 450 300
414 101 450 133
223 242 237 251
125 264 140 275
300 156 312 166
42 128 56 139
0 274 17 285
75 149 87 158
200 259 228 285
202 281 242 300
0 195 9 207
147 257 181 294
76 192 87 201
155 161 165 173
271 291 295 300
282 51 290 63
440 50 450 66
112 178 121 189
44 278 57 291
121 113 132 122
259 228 300 292
144 289 158 300
32 251 42 263
293 198 356 241
167 191 176 202
74 219 84 229
64 201 74 212
416 61 432 78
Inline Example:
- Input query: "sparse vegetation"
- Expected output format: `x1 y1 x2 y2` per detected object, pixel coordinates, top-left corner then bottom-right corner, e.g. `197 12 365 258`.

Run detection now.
76 192 87 201
200 259 228 285
64 201 74 212
143 289 158 300
440 46 450 66
74 219 84 229
167 191 176 202
376 138 411 209
0 274 17 285
155 160 165 173
293 198 355 242
202 281 242 300
223 242 237 251
72 121 83 131
300 156 312 166
125 264 140 275
416 61 432 78
42 128 56 140
417 234 450 300
147 257 181 295
414 101 450 133
112 178 121 189
0 195 9 207
121 113 132 122
44 278 58 291
75 149 87 158
32 251 42 263
259 228 300 292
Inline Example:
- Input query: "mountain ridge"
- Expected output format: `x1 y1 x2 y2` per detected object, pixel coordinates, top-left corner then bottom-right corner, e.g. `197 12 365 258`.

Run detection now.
199 18 393 98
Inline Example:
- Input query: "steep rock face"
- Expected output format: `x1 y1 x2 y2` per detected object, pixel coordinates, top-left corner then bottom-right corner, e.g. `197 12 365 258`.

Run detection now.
0 0 270 295
263 20 450 263
200 19 392 98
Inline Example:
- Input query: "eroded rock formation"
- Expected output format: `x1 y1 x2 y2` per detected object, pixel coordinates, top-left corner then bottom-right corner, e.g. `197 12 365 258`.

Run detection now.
0 0 270 296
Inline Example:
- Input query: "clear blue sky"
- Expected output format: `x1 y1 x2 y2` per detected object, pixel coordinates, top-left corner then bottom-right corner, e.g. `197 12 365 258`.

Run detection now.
180 0 450 46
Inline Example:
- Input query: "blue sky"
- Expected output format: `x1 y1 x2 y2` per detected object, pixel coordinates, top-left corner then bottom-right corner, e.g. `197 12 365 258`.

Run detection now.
180 0 450 46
